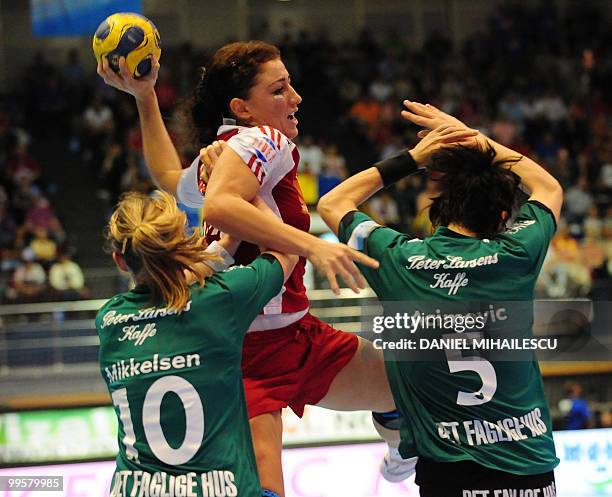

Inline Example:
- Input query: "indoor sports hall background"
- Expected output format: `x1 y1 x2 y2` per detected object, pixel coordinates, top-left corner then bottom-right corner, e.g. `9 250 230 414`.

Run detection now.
0 0 611 496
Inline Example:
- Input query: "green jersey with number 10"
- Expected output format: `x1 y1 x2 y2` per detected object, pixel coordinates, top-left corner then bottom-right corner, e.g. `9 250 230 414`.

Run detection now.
96 256 284 497
339 201 560 475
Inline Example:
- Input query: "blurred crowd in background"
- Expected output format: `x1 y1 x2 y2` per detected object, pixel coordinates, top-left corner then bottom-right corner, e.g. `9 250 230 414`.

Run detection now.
0 117 89 303
0 2 610 305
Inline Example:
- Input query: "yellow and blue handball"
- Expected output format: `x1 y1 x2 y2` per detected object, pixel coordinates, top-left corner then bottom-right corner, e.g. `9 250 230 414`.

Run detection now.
92 12 161 78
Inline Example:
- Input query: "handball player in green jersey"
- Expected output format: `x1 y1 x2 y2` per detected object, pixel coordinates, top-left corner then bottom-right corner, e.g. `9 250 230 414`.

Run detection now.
97 190 296 497
318 102 563 496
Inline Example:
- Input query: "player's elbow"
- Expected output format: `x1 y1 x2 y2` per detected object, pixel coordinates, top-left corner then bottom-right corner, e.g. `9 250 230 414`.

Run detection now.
152 171 181 196
544 177 563 208
553 178 563 197
202 196 227 228
316 192 336 222
532 179 564 223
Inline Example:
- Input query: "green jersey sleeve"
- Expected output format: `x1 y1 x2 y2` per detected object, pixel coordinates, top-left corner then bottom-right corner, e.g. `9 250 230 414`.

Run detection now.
496 200 556 272
338 210 409 298
338 210 404 259
215 254 285 330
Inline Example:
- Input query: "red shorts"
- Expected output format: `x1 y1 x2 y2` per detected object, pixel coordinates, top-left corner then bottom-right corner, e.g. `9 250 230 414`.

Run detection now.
241 313 359 418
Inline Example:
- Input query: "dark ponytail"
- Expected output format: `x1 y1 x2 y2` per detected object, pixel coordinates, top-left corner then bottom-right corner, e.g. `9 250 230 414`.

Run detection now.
427 144 522 239
182 41 281 148
188 68 224 147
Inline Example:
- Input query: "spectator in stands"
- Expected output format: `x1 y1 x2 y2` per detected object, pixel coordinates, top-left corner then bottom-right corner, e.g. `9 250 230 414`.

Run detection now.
28 227 57 265
4 132 41 183
560 382 591 430
11 171 39 226
318 144 348 197
49 251 89 301
564 175 594 224
369 74 393 103
6 251 47 303
549 147 574 189
349 92 381 137
37 72 68 133
536 247 592 298
538 219 592 298
533 90 568 124
82 93 114 167
23 193 64 243
322 144 347 179
552 219 580 261
62 49 85 96
298 135 324 176
368 191 401 231
534 132 561 166
498 92 526 128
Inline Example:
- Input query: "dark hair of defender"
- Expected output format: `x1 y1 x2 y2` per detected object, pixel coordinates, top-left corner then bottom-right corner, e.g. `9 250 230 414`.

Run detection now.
426 144 522 239
183 41 281 148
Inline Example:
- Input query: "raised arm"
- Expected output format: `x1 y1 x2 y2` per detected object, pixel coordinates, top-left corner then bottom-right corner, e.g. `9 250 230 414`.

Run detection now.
318 125 478 234
97 56 183 194
203 147 379 294
486 138 563 222
401 100 563 222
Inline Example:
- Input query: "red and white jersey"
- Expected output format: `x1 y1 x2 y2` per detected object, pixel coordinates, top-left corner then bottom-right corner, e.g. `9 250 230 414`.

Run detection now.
177 122 310 332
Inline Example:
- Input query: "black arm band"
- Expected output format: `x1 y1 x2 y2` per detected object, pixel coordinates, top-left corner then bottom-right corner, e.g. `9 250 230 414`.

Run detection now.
374 150 421 187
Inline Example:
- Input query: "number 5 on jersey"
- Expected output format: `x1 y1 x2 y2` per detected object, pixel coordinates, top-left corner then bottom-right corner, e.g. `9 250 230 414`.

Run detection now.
444 332 497 406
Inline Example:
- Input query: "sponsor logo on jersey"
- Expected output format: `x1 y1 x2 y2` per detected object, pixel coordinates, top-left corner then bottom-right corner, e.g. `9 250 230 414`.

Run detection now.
462 483 556 497
100 301 192 329
436 407 549 448
430 272 469 295
406 253 499 271
118 323 157 346
506 219 536 234
110 469 238 497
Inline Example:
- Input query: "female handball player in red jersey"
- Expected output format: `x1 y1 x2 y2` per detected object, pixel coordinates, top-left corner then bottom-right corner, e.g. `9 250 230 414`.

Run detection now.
98 40 413 496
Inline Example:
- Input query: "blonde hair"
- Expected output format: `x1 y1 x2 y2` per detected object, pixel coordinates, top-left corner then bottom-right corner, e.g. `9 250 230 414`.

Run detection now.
107 190 220 312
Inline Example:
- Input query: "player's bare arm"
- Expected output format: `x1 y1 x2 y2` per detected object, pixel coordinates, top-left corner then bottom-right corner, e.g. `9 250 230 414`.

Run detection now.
204 146 379 294
97 55 183 194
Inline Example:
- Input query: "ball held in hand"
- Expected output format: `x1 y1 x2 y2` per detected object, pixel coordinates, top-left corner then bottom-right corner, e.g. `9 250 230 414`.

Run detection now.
93 12 161 78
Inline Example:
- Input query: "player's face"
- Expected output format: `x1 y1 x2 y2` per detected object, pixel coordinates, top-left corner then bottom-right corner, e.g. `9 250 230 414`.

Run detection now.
245 58 302 139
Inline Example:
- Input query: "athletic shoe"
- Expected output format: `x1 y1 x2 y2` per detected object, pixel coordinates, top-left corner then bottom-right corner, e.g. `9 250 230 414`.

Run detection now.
380 447 417 482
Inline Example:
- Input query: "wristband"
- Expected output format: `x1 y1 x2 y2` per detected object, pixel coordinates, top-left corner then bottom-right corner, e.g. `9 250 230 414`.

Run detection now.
374 150 422 187
203 240 235 272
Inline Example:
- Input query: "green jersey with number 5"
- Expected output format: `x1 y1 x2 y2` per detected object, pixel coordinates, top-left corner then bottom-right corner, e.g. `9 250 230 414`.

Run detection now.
96 256 284 497
339 201 559 475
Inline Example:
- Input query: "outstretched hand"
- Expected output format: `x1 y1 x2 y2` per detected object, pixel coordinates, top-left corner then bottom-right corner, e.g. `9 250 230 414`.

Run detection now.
97 56 160 101
307 239 379 295
402 100 488 149
401 100 467 132
409 125 479 165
